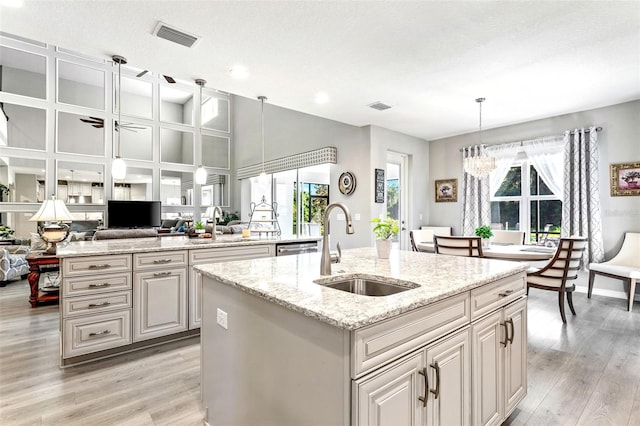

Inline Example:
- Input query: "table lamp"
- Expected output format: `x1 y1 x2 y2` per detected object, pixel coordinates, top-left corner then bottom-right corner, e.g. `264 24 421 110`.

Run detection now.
29 196 73 254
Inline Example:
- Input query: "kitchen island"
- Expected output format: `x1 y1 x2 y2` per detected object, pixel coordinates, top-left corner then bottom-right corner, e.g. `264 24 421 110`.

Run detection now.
196 247 529 426
56 235 319 366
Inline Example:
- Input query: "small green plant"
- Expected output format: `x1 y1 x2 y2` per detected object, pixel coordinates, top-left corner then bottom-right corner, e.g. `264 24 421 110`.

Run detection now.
371 217 399 240
0 225 15 238
194 221 205 230
475 225 494 239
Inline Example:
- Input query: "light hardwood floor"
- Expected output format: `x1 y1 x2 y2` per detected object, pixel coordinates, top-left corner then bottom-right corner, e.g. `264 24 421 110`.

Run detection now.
1 277 639 425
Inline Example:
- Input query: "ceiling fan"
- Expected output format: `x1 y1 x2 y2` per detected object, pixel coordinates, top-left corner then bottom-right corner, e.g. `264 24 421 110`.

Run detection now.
79 116 145 132
136 70 176 83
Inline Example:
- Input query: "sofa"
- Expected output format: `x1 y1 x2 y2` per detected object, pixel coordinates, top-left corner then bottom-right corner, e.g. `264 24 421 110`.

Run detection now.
0 245 30 285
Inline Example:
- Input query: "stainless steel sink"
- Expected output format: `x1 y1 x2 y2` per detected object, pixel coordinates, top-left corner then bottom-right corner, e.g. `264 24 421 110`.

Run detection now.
314 277 418 296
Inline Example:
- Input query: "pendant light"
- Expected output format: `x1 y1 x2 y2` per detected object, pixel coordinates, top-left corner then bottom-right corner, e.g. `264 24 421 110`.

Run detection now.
112 55 127 180
258 95 267 181
194 78 208 185
463 97 496 178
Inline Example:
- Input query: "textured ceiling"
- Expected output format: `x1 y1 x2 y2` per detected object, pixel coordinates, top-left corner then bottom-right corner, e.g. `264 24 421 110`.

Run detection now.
1 1 639 140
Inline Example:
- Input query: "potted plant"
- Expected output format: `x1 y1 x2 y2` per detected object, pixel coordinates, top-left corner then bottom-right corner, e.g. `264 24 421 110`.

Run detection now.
371 217 399 259
0 225 15 240
194 221 205 234
475 225 493 248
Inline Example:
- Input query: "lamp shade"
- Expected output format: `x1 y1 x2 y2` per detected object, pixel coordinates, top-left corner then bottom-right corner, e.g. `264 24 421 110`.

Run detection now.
112 157 127 180
29 196 73 222
195 165 207 185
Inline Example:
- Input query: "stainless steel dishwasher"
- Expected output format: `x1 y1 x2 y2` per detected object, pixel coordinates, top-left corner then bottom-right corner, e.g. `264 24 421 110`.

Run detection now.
275 241 319 256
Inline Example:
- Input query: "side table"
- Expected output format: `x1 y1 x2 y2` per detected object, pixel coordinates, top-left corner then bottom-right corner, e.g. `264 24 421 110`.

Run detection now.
26 252 60 308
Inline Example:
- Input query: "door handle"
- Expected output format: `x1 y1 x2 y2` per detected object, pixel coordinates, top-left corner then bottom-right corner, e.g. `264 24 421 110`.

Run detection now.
500 322 508 347
506 318 515 345
418 367 429 407
430 362 440 399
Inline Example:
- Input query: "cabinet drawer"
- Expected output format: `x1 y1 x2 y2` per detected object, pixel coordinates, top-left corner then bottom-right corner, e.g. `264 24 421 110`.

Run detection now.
62 254 132 277
133 250 188 270
63 272 132 297
63 291 132 317
352 292 470 378
63 309 131 358
189 244 274 264
470 272 526 320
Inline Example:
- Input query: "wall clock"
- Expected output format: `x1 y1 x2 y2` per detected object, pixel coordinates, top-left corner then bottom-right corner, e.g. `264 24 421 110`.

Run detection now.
338 171 356 195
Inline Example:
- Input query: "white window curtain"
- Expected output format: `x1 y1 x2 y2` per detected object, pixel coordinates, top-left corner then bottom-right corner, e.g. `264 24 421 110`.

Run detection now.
485 143 519 196
522 136 565 198
562 127 604 264
461 145 491 236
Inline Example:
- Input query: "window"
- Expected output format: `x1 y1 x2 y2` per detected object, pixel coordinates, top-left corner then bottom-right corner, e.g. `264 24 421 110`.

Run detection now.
294 182 329 235
491 161 561 246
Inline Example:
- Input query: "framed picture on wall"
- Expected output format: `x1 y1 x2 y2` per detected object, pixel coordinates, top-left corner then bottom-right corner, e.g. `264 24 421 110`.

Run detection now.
610 162 640 196
375 169 385 203
435 178 458 202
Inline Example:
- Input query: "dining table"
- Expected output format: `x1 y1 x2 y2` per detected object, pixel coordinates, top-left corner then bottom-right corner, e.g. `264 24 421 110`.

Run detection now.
415 241 557 261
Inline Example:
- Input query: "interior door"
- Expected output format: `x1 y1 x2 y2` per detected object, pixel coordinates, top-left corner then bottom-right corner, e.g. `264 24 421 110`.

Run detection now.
387 151 409 250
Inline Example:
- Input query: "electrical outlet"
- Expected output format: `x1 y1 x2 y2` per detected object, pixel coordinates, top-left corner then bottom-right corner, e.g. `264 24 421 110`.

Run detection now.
216 308 228 330
354 213 361 220
419 213 423 221
337 213 345 221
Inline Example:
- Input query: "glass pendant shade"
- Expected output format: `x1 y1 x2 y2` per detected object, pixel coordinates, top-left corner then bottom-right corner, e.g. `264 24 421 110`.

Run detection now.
195 165 207 185
112 157 127 180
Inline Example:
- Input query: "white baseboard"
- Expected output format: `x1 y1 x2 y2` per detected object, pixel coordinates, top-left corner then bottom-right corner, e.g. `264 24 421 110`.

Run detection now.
574 284 631 301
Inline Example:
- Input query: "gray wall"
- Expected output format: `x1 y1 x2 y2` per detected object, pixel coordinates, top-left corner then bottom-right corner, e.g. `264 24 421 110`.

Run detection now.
232 95 429 249
428 100 640 296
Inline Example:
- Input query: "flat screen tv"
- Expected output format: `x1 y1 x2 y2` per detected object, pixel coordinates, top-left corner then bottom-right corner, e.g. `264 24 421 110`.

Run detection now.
107 200 161 229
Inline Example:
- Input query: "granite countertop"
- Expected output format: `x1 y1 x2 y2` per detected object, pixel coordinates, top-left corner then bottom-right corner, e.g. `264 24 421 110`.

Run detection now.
195 247 528 330
56 235 320 258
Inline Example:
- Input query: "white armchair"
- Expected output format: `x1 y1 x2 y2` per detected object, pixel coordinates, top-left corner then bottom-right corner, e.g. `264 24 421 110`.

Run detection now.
588 232 640 312
0 245 30 285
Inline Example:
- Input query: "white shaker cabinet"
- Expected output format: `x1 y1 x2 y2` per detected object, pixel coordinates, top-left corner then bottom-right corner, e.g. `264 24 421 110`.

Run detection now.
133 251 188 341
354 328 470 426
472 298 527 426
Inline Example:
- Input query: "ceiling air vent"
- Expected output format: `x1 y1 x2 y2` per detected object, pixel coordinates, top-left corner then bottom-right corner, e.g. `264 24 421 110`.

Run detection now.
153 22 201 48
368 101 392 111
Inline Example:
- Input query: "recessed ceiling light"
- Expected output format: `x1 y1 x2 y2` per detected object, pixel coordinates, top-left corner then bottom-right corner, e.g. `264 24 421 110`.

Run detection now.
0 0 24 8
229 65 249 80
315 92 329 104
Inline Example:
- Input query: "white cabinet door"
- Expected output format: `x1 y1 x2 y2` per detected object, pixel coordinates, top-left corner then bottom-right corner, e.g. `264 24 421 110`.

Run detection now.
503 298 527 417
471 311 503 426
91 186 104 203
472 298 528 426
133 267 187 341
355 350 426 426
425 329 471 426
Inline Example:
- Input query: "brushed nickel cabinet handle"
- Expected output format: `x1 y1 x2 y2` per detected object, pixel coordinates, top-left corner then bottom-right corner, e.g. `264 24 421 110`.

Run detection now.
88 329 111 338
417 367 429 407
430 362 440 399
153 271 172 277
153 259 172 264
498 289 514 297
88 264 111 270
88 302 111 308
507 318 515 345
88 283 111 289
500 322 508 347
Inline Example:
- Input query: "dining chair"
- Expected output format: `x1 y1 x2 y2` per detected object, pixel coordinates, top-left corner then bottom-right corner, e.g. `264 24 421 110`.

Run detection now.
434 235 483 257
491 230 525 245
588 232 640 312
526 236 587 323
409 229 433 252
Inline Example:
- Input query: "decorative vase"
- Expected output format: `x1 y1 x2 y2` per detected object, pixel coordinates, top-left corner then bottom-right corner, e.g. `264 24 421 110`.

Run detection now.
196 228 205 234
482 238 490 248
376 239 392 259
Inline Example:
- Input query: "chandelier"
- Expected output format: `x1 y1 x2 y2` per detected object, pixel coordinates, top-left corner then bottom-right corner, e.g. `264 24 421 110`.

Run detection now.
463 97 496 178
